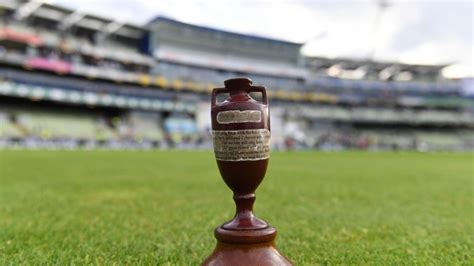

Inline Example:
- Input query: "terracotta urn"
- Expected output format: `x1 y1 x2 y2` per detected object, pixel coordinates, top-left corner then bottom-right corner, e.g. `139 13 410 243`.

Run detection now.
202 78 292 266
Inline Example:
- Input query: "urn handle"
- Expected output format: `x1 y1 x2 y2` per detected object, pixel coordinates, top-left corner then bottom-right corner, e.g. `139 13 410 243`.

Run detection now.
211 86 268 107
249 86 268 105
211 87 228 108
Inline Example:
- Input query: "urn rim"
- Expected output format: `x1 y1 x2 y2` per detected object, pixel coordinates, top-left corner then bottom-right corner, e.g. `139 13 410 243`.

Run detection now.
224 78 253 90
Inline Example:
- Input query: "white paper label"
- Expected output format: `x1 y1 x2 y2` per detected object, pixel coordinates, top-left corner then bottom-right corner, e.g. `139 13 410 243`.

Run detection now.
217 110 262 124
213 129 271 161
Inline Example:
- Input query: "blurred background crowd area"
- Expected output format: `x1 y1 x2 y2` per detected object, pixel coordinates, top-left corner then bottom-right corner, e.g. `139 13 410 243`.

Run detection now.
0 0 472 151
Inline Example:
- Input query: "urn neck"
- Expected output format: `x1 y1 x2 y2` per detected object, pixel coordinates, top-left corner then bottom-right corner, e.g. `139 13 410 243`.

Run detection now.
225 77 252 97
224 78 252 101
229 89 249 97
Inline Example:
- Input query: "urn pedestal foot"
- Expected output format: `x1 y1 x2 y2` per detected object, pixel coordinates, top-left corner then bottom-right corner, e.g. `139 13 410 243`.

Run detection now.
202 226 292 266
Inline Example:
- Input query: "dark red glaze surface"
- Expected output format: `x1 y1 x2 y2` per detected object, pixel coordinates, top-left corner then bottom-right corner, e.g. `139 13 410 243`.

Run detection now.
211 78 270 231
202 239 292 266
203 78 292 265
215 226 276 245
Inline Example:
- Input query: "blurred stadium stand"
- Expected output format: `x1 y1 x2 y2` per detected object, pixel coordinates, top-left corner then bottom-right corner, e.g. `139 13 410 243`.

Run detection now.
0 0 472 151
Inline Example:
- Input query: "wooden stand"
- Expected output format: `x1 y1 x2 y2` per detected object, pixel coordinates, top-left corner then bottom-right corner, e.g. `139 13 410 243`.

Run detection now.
202 226 291 265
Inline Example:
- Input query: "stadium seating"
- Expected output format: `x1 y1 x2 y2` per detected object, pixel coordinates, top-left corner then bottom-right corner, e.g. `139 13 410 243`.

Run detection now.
12 110 98 139
0 0 472 151
0 111 23 138
154 62 303 91
129 115 164 141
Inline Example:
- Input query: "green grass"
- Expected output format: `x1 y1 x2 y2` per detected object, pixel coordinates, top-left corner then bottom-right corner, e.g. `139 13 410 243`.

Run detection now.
0 151 473 265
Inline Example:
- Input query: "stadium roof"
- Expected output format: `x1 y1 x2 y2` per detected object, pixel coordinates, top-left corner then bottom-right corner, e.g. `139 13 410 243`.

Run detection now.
307 56 450 72
148 16 302 47
1 0 149 39
306 56 452 81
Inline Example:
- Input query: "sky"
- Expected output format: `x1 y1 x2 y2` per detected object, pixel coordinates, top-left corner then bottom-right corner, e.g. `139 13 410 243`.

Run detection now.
49 0 473 78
